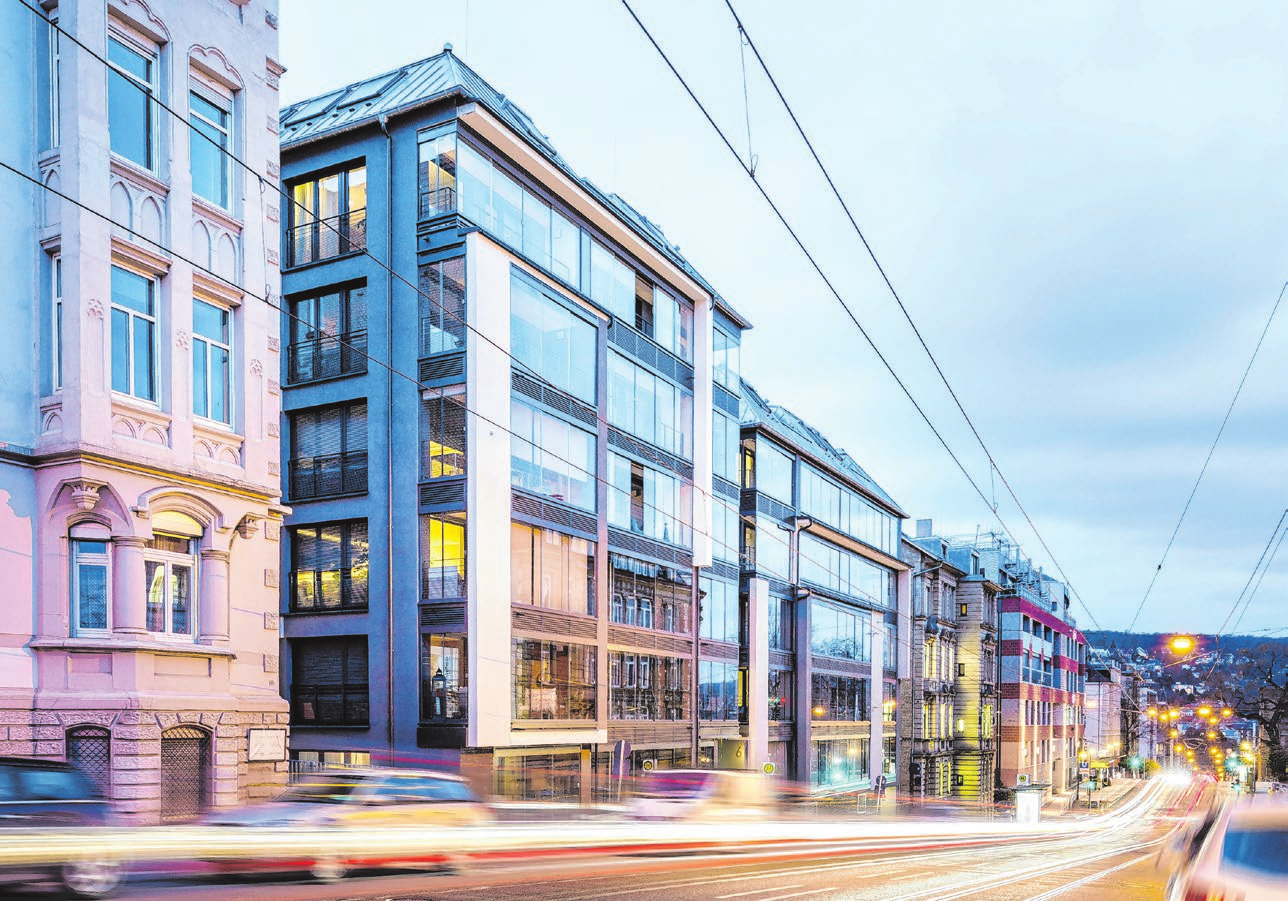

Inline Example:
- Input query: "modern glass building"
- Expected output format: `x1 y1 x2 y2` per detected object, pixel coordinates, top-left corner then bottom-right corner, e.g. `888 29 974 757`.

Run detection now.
277 48 752 797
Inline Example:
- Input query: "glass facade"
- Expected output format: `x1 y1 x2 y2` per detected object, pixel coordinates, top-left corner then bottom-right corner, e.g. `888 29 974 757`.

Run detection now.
810 599 871 661
810 673 869 721
711 498 740 564
418 257 466 356
609 653 689 720
713 327 740 391
608 352 693 458
420 634 467 721
799 464 898 554
698 576 739 644
712 410 739 482
609 553 692 634
510 398 596 511
421 387 467 479
751 438 793 502
510 272 596 404
512 639 597 720
768 667 794 721
698 659 742 721
607 453 691 547
510 523 595 616
810 737 869 788
799 533 893 608
419 513 466 600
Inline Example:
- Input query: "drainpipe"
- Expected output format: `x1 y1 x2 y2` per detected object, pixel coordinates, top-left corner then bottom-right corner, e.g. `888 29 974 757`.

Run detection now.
380 114 395 762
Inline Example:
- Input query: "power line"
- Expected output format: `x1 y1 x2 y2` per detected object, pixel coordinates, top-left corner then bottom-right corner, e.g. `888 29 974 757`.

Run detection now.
1126 282 1288 631
720 0 1095 634
617 0 1105 635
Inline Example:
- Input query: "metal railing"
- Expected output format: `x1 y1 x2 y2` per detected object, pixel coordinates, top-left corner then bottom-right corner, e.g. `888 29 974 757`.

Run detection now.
419 185 458 219
289 451 368 500
290 569 368 612
287 208 367 267
290 682 370 726
286 330 368 384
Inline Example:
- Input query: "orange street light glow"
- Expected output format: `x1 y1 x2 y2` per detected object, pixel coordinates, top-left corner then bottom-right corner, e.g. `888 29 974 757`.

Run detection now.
1170 636 1195 653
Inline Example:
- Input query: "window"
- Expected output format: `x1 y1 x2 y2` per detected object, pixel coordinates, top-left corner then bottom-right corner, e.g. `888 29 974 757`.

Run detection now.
418 257 465 356
190 90 232 208
52 254 62 390
291 636 369 726
47 18 60 148
107 35 157 170
634 274 654 337
799 533 893 607
110 266 156 402
510 523 595 615
288 286 367 383
144 534 196 638
610 652 688 720
512 639 597 720
754 517 790 579
421 634 467 721
698 660 741 721
699 577 738 643
610 553 692 634
711 497 739 564
712 411 738 482
607 453 691 547
810 600 871 661
883 621 897 670
768 595 793 650
288 165 367 266
418 131 458 218
192 299 230 423
421 386 466 479
811 737 868 788
419 512 466 600
65 727 110 797
713 328 740 391
810 673 869 721
510 272 596 403
71 538 110 634
289 402 368 499
882 682 897 723
510 398 596 511
754 439 793 503
607 352 693 458
799 464 898 554
768 667 794 721
960 602 968 617
290 521 369 611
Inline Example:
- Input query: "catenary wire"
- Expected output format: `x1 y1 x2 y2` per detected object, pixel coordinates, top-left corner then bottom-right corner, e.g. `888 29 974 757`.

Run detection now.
618 0 1106 636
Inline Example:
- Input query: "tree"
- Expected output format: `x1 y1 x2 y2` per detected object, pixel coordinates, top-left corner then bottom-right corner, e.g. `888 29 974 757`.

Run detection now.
1212 642 1288 779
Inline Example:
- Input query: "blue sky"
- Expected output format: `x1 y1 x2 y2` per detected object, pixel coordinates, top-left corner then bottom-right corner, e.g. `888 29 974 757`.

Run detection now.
279 0 1288 635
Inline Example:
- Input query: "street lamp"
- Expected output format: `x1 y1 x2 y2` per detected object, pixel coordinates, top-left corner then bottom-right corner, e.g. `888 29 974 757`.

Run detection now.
1169 636 1196 654
431 667 446 718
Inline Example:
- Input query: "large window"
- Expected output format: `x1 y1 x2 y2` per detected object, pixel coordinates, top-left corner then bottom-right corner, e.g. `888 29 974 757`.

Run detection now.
711 498 739 564
110 266 156 402
610 653 688 720
768 595 793 651
811 673 869 721
699 577 739 644
289 402 368 499
510 523 595 616
588 238 635 323
288 165 367 267
799 465 898 554
421 387 466 479
698 660 741 721
768 668 794 721
144 534 195 638
419 513 466 600
610 553 691 634
288 286 367 383
799 533 893 608
751 438 793 503
418 257 465 356
418 132 458 218
810 599 871 661
291 636 369 726
420 634 467 721
290 521 369 612
512 639 596 721
190 89 232 208
192 299 230 424
607 453 692 547
713 327 740 391
608 352 693 458
510 399 595 511
510 273 596 404
71 539 110 634
712 411 738 482
638 282 693 362
754 517 790 579
107 35 156 170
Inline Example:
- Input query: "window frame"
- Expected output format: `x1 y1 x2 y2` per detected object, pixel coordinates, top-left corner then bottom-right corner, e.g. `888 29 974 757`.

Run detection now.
289 520 369 613
52 253 63 391
191 297 232 425
286 164 368 267
109 264 158 403
106 31 159 172
420 385 467 480
71 537 111 636
143 533 197 640
188 82 234 210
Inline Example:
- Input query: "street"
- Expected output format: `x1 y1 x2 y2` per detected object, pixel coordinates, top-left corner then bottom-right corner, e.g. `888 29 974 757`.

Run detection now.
100 780 1208 901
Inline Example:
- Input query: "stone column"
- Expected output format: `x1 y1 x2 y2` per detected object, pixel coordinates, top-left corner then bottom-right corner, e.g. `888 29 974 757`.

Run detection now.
112 536 147 635
199 548 231 643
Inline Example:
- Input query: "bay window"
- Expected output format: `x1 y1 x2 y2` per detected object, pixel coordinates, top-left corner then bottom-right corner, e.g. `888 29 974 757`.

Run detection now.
713 327 740 391
810 599 870 662
418 257 465 356
608 352 693 458
799 532 893 608
421 386 467 479
607 453 691 547
610 553 692 634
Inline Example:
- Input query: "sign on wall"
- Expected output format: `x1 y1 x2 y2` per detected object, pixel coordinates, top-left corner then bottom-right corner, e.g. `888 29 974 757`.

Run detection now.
247 728 287 762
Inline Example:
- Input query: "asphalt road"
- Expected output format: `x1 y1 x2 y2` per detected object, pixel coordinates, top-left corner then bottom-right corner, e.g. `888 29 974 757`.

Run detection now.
101 780 1213 901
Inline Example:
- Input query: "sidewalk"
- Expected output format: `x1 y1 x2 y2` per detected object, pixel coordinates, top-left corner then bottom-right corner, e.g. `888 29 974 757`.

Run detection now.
1045 777 1145 816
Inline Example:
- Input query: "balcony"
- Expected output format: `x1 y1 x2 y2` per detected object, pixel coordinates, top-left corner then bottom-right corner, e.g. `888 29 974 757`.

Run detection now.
289 451 368 500
286 331 368 385
419 186 457 220
290 682 370 726
287 208 367 268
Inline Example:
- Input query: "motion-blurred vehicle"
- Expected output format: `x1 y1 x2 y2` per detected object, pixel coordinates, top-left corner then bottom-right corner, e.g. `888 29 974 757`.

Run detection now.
1164 803 1288 900
204 767 489 881
0 756 121 898
627 769 776 821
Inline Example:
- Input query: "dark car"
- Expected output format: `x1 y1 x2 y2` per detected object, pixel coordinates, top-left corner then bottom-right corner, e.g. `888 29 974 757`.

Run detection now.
0 756 121 897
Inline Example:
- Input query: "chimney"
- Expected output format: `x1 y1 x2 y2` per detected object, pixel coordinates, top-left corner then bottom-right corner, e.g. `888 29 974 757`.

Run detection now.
916 518 933 538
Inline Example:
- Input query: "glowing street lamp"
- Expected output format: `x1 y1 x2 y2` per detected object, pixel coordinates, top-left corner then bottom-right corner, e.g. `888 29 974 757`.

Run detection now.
1170 635 1196 654
1198 706 1212 717
1221 709 1233 719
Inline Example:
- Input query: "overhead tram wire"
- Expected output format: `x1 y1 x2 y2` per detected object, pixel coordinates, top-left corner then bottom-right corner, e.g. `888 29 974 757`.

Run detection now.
1125 281 1288 632
617 0 1106 634
2 165 938 660
1230 525 1288 636
720 0 1092 626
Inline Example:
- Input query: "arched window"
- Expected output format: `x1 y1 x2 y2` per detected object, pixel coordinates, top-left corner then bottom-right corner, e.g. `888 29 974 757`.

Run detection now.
160 725 210 822
69 523 112 635
66 726 112 797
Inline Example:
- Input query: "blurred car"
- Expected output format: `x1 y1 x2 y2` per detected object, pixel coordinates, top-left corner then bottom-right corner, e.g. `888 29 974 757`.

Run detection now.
204 768 489 880
0 756 121 898
1165 803 1288 900
627 769 776 821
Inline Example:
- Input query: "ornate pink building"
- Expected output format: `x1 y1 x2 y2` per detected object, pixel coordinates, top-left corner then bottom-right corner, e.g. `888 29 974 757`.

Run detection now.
0 0 288 823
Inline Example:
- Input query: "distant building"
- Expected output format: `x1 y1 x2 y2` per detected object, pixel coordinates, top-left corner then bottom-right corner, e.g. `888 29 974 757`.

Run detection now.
0 0 288 823
1085 651 1123 763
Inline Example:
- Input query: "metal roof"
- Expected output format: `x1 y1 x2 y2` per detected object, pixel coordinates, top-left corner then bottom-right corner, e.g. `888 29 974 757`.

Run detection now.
739 379 905 516
280 48 751 328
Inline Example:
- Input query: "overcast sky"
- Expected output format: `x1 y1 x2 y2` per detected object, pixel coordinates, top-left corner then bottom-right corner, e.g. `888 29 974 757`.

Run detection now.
279 0 1288 637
